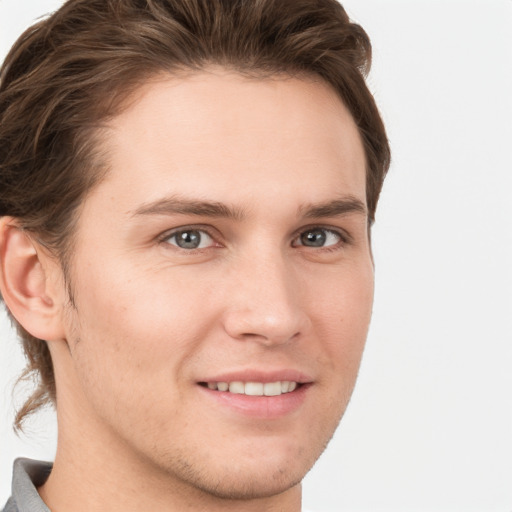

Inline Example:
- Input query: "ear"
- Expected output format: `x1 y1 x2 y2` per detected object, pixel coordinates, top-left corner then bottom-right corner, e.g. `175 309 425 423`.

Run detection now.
0 218 67 342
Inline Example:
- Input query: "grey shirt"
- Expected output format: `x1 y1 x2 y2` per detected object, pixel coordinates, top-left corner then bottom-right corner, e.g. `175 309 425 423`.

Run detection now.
2 459 51 512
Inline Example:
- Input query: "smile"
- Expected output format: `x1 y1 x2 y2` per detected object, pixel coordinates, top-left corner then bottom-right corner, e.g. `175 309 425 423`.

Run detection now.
201 381 299 396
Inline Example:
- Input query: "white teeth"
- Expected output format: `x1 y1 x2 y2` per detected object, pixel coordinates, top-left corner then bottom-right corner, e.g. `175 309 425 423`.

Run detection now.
228 381 245 394
263 382 281 396
245 382 264 396
205 380 299 396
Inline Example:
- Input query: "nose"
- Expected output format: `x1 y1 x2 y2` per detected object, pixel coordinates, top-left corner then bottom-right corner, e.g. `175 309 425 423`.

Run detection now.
222 253 311 346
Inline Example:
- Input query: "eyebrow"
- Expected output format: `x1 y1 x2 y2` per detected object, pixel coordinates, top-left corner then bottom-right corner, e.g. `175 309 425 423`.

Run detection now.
131 195 246 221
130 194 366 221
299 196 367 219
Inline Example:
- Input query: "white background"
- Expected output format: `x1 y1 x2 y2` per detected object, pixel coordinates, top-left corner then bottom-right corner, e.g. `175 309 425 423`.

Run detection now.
1 1 511 511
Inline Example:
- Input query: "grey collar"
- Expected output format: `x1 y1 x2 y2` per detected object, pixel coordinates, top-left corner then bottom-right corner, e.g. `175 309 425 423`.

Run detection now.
9 458 52 512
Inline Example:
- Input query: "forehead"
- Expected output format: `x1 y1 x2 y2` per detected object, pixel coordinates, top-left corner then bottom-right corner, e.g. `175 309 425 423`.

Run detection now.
92 69 366 216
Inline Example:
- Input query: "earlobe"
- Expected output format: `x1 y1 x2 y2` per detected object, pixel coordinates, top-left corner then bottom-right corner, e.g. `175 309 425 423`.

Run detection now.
0 218 66 341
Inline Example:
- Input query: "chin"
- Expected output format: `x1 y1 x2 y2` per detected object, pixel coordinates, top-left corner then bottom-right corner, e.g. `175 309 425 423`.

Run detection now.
176 462 306 501
155 434 328 502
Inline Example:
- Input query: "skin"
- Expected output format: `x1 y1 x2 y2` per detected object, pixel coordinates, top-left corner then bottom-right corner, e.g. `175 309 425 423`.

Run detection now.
11 69 373 511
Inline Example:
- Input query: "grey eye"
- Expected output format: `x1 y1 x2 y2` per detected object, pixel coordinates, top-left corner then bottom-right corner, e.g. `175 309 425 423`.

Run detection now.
167 229 214 249
297 228 341 248
300 229 326 247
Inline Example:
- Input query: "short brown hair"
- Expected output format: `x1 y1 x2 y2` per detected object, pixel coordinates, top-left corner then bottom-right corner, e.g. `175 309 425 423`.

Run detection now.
0 0 390 430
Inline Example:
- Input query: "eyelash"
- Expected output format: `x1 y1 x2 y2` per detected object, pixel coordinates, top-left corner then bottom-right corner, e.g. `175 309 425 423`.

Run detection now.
158 225 220 253
291 225 350 252
158 225 350 253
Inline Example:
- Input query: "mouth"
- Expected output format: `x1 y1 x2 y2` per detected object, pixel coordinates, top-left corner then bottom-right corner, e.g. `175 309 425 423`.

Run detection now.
196 370 312 418
199 381 300 396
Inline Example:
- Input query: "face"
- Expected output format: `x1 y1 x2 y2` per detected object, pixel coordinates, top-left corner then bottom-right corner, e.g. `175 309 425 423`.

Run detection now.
56 70 373 500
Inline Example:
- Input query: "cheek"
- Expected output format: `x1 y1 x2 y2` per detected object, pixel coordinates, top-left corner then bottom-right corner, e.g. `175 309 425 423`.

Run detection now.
73 260 212 342
310 262 374 374
64 271 204 437
66 263 215 400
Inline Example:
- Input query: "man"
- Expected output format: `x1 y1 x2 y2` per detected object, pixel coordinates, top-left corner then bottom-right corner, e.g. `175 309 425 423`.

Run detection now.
0 0 389 510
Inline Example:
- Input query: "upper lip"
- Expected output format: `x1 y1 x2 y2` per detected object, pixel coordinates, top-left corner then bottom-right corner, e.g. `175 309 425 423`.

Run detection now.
199 369 313 384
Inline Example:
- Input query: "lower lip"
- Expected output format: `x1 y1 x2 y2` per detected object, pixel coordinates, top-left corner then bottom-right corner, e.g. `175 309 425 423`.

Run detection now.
197 384 311 419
